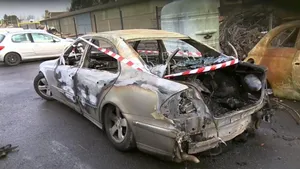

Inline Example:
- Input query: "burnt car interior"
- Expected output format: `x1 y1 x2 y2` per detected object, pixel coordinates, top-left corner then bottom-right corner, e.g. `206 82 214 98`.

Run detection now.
83 39 118 73
63 40 87 66
62 39 118 73
130 39 266 117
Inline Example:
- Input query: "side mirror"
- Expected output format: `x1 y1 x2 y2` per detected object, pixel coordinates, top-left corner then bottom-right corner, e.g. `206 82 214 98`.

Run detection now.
53 39 60 43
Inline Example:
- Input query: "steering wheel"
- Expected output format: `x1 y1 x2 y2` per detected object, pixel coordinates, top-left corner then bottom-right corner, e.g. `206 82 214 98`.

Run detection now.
165 48 180 75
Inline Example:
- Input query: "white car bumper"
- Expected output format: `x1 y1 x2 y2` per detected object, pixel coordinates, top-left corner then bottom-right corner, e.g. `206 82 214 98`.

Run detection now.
0 52 4 62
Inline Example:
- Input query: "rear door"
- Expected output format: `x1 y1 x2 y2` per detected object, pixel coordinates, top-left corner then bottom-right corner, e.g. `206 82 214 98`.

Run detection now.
10 33 35 58
75 38 119 121
31 32 63 57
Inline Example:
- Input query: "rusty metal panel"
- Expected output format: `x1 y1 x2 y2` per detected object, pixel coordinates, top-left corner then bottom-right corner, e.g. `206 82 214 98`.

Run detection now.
246 21 300 100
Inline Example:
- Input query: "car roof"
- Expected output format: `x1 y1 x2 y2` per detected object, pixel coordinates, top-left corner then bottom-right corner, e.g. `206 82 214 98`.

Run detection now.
1 29 49 35
85 29 189 41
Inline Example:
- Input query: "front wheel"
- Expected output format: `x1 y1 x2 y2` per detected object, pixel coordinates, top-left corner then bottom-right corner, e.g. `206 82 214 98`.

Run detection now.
34 73 54 101
104 105 135 151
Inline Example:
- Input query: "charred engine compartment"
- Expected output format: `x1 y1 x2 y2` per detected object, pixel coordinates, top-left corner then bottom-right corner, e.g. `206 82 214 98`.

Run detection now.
174 63 265 117
141 52 266 118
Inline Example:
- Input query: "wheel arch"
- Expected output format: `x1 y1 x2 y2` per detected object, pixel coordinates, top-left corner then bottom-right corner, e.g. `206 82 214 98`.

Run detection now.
4 51 22 61
100 102 117 129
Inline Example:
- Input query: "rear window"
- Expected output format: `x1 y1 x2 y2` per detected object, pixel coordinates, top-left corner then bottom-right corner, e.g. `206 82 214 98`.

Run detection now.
0 34 5 43
11 34 31 43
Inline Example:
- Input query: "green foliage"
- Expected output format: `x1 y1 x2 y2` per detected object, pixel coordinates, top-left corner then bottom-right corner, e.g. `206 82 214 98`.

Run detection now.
69 0 111 11
70 0 99 11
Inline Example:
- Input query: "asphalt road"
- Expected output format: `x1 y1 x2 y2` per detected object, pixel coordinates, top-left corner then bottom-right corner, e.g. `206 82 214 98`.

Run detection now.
0 61 300 169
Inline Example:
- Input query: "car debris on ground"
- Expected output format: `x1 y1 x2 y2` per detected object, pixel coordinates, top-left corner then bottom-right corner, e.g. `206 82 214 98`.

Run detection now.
0 144 18 159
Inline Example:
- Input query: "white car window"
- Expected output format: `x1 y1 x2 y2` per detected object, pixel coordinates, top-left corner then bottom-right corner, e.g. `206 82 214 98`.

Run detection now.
11 34 31 43
0 34 5 43
31 33 55 43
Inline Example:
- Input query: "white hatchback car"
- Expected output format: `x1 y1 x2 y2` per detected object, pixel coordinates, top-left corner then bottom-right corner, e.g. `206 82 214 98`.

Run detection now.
0 30 74 66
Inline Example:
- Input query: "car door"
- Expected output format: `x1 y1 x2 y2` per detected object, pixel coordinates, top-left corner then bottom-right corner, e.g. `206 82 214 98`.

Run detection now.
292 32 300 93
10 33 35 58
259 27 300 90
75 38 120 121
51 39 89 112
31 32 63 57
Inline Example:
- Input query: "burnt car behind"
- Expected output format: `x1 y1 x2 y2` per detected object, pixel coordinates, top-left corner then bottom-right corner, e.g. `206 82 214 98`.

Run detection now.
245 20 300 100
34 29 269 163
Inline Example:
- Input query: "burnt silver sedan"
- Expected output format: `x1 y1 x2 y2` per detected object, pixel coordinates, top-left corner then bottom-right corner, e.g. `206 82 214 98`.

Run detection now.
34 29 269 163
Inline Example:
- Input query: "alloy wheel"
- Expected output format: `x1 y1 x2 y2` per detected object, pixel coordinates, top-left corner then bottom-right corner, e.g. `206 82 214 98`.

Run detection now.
107 107 128 143
37 78 51 97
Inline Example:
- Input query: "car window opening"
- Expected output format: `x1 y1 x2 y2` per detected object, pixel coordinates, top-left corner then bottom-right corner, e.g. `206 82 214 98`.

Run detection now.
0 34 5 43
270 27 300 48
82 39 118 73
129 38 232 77
62 40 88 67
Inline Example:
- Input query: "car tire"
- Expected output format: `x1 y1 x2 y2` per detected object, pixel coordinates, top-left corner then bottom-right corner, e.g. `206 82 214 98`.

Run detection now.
4 52 21 66
34 73 54 101
104 105 135 151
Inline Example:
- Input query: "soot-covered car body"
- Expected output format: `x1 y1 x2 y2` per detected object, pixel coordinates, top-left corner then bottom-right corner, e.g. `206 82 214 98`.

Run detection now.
34 29 269 163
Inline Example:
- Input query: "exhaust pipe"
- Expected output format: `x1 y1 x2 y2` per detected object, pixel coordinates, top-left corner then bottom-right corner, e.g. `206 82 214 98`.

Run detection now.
181 153 200 163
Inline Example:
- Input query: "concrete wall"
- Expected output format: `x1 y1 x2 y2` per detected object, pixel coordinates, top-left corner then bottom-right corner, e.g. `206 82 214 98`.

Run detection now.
92 7 122 32
42 0 169 36
60 17 75 35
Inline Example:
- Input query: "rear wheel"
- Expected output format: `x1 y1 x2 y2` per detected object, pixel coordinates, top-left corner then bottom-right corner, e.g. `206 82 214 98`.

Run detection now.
34 73 54 101
4 53 21 66
104 105 135 151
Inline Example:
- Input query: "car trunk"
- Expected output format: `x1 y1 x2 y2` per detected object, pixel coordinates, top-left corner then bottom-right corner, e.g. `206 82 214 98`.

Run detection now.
170 62 266 118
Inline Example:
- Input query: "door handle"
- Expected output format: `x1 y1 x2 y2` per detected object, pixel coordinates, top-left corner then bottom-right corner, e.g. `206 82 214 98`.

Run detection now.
295 63 300 65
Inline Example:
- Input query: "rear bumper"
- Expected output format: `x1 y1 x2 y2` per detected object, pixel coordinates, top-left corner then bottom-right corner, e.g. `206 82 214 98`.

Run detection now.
188 115 251 154
0 53 4 61
132 99 266 163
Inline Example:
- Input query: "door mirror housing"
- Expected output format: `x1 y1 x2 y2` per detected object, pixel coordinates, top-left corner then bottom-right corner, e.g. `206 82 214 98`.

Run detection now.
53 38 60 43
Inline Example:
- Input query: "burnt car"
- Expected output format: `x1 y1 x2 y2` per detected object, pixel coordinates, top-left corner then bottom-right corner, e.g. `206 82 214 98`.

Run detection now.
34 29 268 163
245 20 300 100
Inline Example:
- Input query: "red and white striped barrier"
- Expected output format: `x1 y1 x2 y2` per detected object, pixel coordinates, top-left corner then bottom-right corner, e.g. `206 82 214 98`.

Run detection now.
137 50 202 57
79 37 149 72
164 58 239 78
78 37 238 78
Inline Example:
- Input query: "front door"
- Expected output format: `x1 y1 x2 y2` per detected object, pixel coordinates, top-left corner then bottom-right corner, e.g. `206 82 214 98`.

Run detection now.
31 32 62 57
75 38 119 121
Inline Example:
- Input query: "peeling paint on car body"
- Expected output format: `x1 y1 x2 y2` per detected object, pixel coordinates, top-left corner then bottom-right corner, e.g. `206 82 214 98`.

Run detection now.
245 20 300 100
37 29 269 163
